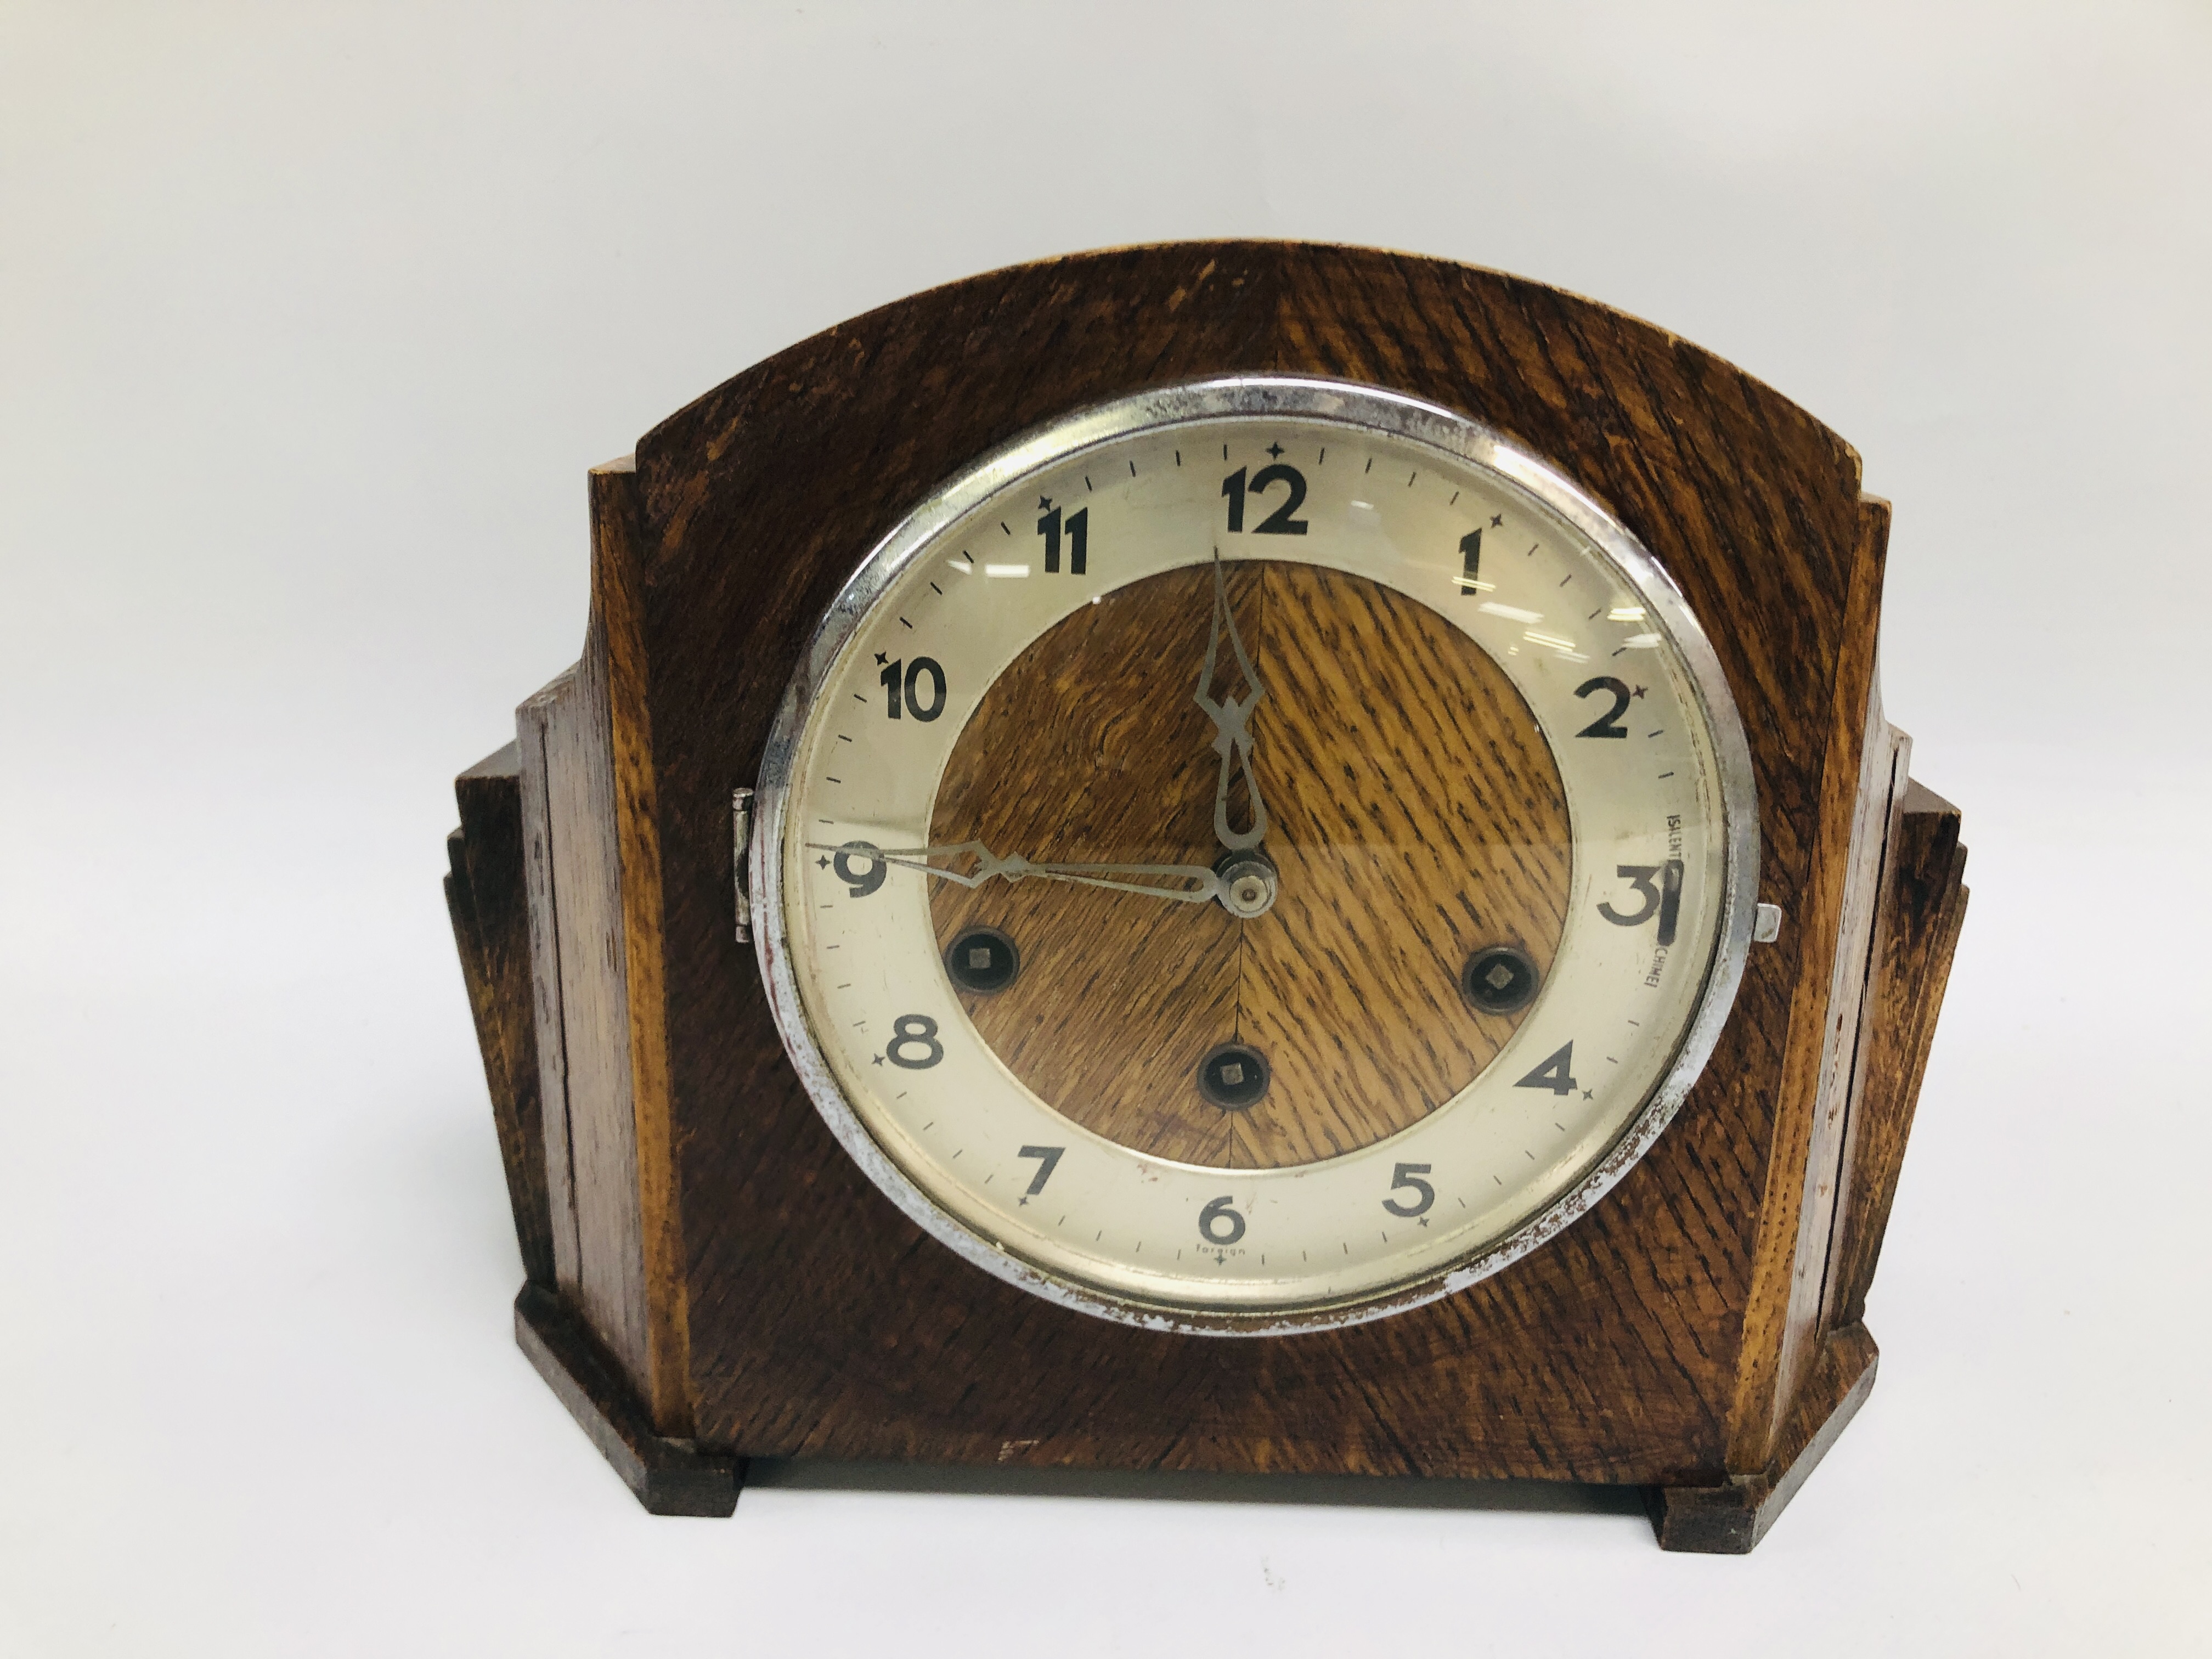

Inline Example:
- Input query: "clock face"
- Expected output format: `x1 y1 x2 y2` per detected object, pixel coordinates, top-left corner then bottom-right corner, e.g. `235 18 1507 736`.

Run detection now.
755 377 1756 1333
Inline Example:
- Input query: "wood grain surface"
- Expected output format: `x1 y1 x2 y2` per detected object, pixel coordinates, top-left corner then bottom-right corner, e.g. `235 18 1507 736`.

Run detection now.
517 667 583 1290
593 459 695 1435
456 243 1967 1543
928 560 1569 1169
524 618 653 1391
1740 534 1899 1473
1825 778 1969 1330
445 743 555 1286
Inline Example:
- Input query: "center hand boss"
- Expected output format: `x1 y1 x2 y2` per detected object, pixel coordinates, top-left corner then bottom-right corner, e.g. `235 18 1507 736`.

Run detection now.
1194 551 1267 851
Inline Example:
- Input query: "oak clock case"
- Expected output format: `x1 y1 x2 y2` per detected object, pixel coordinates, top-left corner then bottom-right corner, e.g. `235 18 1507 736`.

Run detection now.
755 379 1757 1334
441 242 1968 1554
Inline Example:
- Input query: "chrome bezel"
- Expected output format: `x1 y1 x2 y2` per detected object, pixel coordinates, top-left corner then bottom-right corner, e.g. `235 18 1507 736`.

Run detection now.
751 375 1759 1336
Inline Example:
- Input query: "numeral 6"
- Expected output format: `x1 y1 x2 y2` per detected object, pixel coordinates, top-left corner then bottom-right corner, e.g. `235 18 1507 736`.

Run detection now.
1198 1195 1247 1245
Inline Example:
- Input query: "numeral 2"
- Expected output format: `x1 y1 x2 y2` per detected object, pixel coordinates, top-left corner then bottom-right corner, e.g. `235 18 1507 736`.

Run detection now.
1573 676 1631 738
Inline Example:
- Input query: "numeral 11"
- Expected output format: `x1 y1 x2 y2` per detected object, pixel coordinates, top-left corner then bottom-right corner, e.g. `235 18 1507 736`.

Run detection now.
1036 506 1087 574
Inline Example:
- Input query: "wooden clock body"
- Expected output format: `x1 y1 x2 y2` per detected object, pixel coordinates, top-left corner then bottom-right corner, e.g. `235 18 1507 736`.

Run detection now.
443 242 1968 1553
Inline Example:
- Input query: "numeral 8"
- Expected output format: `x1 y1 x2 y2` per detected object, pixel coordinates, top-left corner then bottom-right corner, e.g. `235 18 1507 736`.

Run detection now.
887 1014 944 1069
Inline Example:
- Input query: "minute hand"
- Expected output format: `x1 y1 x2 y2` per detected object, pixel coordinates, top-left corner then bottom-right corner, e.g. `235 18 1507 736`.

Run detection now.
806 840 1224 905
1194 553 1267 851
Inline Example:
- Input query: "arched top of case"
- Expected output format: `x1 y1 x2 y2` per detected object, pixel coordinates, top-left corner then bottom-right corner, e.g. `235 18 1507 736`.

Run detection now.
633 241 1864 601
605 241 1880 914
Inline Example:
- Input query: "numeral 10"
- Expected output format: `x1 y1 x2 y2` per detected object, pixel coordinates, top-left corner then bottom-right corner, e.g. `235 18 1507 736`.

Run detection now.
880 656 946 721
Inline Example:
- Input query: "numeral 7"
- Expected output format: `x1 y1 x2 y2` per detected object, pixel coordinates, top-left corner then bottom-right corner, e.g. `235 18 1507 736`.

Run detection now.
1017 1145 1064 1195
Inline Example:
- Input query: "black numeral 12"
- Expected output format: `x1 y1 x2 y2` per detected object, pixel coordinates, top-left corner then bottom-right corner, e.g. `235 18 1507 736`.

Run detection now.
1036 506 1087 574
1221 464 1309 535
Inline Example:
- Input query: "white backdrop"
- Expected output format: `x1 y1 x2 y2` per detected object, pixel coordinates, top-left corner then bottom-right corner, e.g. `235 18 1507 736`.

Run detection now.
4 3 2206 1653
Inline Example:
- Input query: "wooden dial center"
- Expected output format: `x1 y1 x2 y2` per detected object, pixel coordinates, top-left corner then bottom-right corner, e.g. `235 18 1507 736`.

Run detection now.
927 559 1572 1170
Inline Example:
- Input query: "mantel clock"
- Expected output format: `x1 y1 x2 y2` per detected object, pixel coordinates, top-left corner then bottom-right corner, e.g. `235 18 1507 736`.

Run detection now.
443 243 1967 1552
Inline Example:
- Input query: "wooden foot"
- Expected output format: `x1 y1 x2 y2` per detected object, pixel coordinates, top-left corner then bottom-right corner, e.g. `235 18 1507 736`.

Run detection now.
514 1284 743 1517
1647 1323 1878 1553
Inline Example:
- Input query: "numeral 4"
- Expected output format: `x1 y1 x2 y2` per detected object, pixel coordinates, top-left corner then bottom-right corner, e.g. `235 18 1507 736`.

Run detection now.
1516 1042 1579 1097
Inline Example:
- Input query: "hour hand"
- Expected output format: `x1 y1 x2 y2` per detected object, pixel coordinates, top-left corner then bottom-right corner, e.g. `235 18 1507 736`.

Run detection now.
806 840 1224 905
1193 552 1267 851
